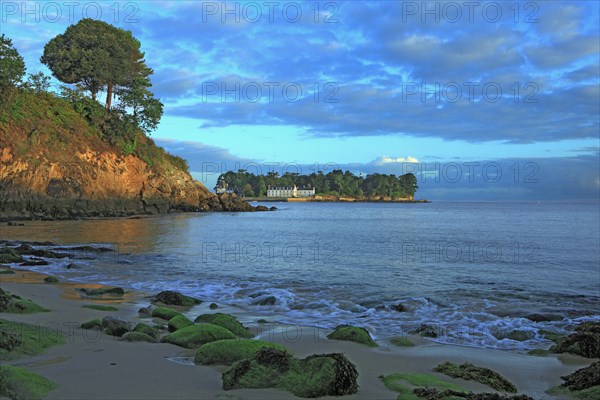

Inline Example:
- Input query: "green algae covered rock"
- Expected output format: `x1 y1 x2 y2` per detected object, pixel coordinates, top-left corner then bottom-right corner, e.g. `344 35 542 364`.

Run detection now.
194 313 254 338
222 348 358 397
327 324 377 347
0 289 48 314
152 306 183 321
168 315 194 332
391 337 415 347
551 322 600 359
0 319 65 361
195 339 288 365
121 332 155 343
0 365 57 400
434 362 517 393
133 322 158 338
80 319 102 330
101 316 130 337
152 290 201 307
561 361 600 391
162 323 235 348
43 276 59 283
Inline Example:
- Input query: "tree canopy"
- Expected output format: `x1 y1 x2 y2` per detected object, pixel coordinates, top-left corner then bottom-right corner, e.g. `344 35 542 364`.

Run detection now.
0 34 25 95
41 18 148 109
216 170 418 199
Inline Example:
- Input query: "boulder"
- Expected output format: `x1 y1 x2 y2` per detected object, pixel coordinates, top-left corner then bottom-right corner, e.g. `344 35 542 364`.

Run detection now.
552 322 600 358
133 323 159 338
167 315 194 332
253 296 277 306
161 323 236 348
327 325 377 347
411 324 439 338
121 332 155 343
101 316 130 337
222 348 359 397
151 290 201 307
194 313 254 338
152 307 183 321
561 361 600 391
195 339 288 365
77 287 125 298
0 247 22 263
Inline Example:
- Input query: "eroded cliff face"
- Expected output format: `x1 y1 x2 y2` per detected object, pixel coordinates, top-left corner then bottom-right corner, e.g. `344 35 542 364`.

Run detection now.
0 147 255 220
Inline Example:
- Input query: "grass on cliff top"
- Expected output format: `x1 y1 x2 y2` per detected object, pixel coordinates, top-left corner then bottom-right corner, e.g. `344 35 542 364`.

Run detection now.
0 90 189 174
379 373 468 400
0 319 65 361
0 365 57 400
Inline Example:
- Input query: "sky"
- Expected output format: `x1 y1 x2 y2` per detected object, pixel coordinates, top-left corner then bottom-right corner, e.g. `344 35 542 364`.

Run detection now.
1 0 599 200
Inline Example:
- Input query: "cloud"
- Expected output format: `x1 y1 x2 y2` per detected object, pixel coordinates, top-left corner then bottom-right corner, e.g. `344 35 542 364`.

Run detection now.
373 156 419 165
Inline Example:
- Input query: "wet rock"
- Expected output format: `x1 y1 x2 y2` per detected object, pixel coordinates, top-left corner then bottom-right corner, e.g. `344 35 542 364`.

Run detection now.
252 296 276 306
19 259 49 266
101 316 130 337
0 247 22 263
222 348 359 397
434 361 517 392
77 287 125 298
492 329 535 342
411 324 439 338
524 313 562 323
552 322 600 358
561 361 600 391
327 325 377 347
151 290 201 307
390 303 406 312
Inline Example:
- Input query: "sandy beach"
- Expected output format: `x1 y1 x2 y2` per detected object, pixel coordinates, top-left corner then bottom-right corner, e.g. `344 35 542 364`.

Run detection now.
1 266 594 400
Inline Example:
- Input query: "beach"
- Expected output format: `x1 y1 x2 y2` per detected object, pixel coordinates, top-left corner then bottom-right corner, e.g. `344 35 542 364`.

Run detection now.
1 266 594 399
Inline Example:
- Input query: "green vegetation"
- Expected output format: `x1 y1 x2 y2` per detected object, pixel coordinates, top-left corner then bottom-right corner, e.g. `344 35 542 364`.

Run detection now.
548 322 600 359
380 373 468 400
0 247 23 263
133 322 159 338
194 313 254 338
548 385 600 400
152 306 183 321
433 362 517 393
391 337 415 347
82 304 118 311
152 290 202 307
326 325 377 347
194 339 288 365
216 169 418 199
222 348 359 397
0 365 57 400
162 323 236 348
0 319 65 361
0 289 48 314
0 27 188 176
121 332 155 343
77 287 124 297
80 319 102 330
43 276 59 283
167 315 194 332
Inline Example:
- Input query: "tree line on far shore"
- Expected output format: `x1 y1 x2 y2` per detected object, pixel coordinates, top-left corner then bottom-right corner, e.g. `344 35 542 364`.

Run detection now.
216 170 418 199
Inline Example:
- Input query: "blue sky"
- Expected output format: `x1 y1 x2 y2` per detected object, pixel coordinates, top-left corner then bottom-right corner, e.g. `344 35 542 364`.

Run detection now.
1 1 599 200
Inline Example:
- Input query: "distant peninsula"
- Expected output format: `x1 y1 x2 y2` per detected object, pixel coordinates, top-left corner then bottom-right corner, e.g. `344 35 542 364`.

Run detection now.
215 170 428 203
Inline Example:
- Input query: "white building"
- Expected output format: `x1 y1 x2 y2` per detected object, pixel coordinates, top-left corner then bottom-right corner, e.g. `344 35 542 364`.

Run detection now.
266 185 315 198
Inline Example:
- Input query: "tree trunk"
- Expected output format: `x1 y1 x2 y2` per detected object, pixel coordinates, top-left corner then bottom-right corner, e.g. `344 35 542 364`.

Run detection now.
91 91 96 101
105 84 113 109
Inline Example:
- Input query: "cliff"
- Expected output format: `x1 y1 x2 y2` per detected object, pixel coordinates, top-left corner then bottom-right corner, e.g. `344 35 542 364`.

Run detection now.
0 91 256 220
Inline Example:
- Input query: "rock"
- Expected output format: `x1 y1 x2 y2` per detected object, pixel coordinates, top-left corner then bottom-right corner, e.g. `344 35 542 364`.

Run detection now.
43 276 59 284
269 206 277 211
194 313 254 338
524 313 562 323
20 258 49 266
80 319 102 330
252 296 276 306
0 247 22 263
327 325 377 347
255 205 269 211
14 245 67 258
390 303 406 312
194 339 288 365
161 323 236 348
77 287 125 298
209 303 218 310
561 361 600 391
133 323 158 338
151 307 183 321
167 315 194 332
101 316 130 337
434 361 517 393
151 290 201 307
222 348 359 397
552 322 600 358
138 305 156 315
412 388 534 400
492 329 535 342
411 324 439 338
121 332 155 343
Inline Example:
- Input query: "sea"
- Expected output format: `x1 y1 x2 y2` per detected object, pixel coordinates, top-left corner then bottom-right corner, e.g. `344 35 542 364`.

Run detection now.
2 201 599 350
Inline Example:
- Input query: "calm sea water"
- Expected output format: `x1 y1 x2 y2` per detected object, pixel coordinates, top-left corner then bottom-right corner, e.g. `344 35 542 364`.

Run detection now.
2 201 599 349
